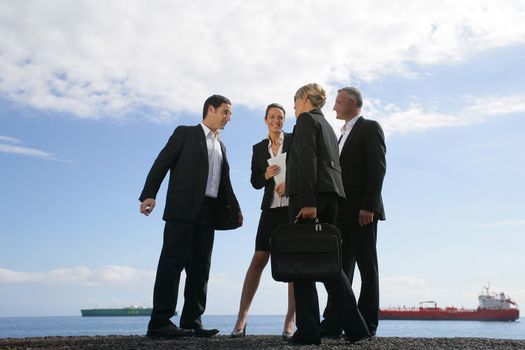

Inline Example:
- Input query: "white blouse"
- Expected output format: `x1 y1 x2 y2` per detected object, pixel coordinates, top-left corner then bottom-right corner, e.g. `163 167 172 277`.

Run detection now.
267 132 289 208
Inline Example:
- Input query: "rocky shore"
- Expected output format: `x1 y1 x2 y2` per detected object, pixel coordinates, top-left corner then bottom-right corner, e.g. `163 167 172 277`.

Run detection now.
1 335 524 350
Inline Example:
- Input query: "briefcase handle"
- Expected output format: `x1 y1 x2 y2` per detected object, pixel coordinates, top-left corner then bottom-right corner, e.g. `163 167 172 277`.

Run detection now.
293 218 323 232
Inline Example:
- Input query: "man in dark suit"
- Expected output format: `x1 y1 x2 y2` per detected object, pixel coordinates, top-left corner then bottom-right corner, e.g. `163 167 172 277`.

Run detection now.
321 87 386 337
139 95 243 338
285 83 371 345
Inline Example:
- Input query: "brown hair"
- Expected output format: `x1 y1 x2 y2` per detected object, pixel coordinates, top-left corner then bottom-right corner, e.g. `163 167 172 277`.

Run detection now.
265 103 286 118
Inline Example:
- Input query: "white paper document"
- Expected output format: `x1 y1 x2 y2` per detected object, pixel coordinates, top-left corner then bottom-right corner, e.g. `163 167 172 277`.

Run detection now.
267 152 287 185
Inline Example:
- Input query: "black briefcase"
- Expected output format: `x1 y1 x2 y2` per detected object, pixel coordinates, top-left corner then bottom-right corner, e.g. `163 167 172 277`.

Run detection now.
270 219 342 282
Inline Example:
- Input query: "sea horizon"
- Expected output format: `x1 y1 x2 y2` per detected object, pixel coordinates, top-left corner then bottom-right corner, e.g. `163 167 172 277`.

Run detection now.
1 315 523 340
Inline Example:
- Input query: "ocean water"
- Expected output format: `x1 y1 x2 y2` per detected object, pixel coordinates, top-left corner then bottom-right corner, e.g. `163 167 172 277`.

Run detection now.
0 315 523 339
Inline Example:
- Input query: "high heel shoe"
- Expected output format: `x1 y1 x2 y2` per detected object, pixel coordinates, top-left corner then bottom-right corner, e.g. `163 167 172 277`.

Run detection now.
230 324 247 338
282 330 293 341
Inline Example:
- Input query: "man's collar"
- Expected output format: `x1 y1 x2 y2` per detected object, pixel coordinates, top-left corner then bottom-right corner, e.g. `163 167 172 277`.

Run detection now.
341 115 362 133
201 123 220 138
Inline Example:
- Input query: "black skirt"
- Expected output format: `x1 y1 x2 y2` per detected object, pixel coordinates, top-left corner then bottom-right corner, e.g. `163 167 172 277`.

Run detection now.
255 207 289 251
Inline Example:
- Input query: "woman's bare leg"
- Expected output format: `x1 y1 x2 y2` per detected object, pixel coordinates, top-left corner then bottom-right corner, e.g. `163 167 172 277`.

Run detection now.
232 251 270 331
283 282 296 334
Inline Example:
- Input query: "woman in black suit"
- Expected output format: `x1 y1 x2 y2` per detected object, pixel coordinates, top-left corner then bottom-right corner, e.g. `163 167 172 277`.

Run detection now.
231 103 295 339
285 83 371 345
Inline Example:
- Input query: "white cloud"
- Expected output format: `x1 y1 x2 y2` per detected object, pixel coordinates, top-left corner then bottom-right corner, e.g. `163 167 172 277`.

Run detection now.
463 94 525 115
370 102 459 136
366 94 525 137
0 265 155 286
0 135 69 161
383 276 426 286
1 0 524 121
480 219 525 229
0 135 21 144
0 143 56 160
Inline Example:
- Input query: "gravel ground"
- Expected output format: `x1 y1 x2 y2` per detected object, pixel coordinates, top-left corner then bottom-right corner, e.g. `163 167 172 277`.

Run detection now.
1 336 525 350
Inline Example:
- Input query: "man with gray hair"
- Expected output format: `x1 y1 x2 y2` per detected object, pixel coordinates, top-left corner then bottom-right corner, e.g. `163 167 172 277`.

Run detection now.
321 87 386 338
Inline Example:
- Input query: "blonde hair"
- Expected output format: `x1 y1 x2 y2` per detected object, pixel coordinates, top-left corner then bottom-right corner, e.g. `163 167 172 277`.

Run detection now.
295 83 326 109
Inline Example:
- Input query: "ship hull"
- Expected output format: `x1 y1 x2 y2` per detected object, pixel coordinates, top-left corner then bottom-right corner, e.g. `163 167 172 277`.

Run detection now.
379 308 519 321
81 308 153 317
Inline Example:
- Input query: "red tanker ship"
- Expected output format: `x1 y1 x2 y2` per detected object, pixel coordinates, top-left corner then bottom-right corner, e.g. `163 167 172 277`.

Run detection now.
380 286 519 321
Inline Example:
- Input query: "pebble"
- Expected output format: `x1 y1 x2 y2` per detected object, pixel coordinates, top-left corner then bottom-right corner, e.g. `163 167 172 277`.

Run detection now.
1 336 525 350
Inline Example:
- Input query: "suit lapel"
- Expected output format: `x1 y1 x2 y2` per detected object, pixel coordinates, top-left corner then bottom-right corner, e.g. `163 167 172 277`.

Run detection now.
196 124 208 157
219 140 227 162
340 117 363 157
219 139 231 176
259 139 269 165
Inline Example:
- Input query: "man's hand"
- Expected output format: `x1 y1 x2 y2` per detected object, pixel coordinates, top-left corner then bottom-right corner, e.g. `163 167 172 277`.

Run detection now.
297 207 317 219
140 198 156 216
358 209 374 227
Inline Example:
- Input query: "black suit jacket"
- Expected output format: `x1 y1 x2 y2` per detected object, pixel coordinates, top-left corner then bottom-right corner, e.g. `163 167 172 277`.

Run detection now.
139 124 242 229
339 117 386 220
250 133 291 210
286 109 345 207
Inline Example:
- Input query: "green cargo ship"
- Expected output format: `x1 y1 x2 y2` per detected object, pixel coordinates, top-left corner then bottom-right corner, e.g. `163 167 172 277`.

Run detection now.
81 305 153 317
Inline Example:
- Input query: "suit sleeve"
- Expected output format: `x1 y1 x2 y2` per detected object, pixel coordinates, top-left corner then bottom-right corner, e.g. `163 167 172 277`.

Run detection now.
250 144 267 189
295 113 318 207
139 126 185 202
361 121 386 211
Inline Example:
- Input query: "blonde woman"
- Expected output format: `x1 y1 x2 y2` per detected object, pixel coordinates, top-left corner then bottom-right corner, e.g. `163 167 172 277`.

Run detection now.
284 83 371 345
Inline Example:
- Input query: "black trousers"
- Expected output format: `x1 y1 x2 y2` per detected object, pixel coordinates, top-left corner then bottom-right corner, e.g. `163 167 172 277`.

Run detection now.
289 193 369 342
148 198 215 330
322 211 379 334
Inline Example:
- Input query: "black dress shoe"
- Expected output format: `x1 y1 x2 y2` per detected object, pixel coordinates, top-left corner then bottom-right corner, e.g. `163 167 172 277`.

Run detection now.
192 328 220 338
320 327 342 338
146 324 194 338
291 332 321 345
348 333 375 344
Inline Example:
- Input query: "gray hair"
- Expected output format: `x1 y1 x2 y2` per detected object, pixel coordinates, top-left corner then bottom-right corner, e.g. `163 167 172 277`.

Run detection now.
338 87 363 108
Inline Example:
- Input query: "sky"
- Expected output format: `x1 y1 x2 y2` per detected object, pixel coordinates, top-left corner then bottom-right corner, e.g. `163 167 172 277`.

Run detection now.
1 0 524 317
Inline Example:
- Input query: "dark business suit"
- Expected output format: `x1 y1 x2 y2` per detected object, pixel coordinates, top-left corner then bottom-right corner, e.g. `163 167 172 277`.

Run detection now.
322 116 386 335
250 133 291 210
250 133 291 251
286 109 369 343
139 124 241 330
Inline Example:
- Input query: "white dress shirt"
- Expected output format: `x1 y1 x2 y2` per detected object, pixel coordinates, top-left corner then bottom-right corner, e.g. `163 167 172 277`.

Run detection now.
201 123 223 198
267 131 289 208
339 115 361 154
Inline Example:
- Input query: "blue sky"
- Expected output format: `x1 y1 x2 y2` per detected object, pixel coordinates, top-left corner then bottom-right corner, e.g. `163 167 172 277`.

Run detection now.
1 1 524 317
